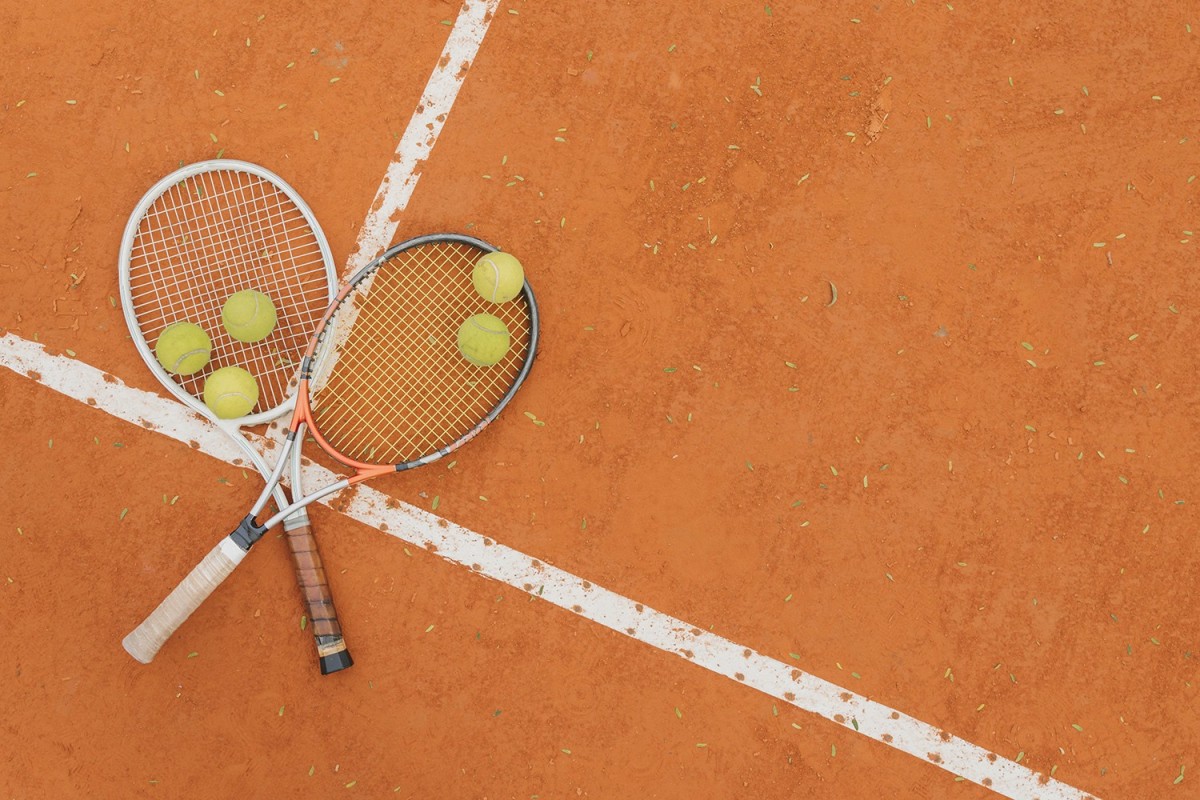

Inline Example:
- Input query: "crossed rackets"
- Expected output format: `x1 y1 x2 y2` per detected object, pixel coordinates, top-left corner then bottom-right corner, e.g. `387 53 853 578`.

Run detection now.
118 160 539 672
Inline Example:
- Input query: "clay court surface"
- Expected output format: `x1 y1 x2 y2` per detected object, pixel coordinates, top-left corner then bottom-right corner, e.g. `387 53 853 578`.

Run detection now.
2 1 1197 797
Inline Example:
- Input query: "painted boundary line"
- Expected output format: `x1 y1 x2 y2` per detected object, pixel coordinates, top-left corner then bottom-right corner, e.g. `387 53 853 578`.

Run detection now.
0 333 1099 800
342 0 503 274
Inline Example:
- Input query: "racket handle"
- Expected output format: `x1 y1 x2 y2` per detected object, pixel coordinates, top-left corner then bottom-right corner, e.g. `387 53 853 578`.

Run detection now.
283 518 353 674
122 537 246 664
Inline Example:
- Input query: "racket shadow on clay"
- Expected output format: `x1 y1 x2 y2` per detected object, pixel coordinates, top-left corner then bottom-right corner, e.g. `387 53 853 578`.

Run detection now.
122 233 539 667
118 159 352 673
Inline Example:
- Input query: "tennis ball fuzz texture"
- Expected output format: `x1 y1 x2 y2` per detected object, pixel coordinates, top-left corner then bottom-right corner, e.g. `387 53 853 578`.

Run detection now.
457 313 510 366
155 322 211 375
471 252 525 304
203 366 260 419
222 290 278 343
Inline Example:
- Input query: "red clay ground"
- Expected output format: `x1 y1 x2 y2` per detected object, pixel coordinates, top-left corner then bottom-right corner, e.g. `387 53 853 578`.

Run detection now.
2 1 1197 798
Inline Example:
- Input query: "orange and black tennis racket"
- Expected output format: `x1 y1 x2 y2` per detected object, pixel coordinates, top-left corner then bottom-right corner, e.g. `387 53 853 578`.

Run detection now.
122 233 539 665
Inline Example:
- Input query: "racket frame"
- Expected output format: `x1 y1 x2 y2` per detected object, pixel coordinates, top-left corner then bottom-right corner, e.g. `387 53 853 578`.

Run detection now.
117 159 352 673
244 232 540 535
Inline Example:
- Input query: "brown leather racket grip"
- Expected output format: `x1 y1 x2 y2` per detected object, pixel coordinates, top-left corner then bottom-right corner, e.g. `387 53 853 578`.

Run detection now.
284 519 352 674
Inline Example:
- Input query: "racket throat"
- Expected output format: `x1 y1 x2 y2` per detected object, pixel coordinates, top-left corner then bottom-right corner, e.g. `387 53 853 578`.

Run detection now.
229 513 269 551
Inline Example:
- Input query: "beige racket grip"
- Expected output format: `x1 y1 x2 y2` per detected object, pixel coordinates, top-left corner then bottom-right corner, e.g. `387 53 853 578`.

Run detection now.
123 537 246 664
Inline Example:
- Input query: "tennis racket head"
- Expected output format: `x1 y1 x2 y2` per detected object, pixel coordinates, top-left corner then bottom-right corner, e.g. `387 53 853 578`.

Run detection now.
298 233 539 470
118 160 337 425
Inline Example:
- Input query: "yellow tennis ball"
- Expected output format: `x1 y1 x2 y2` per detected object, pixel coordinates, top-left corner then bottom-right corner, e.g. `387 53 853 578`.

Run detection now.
457 313 510 366
471 251 525 304
203 366 260 419
222 290 278 343
155 322 211 375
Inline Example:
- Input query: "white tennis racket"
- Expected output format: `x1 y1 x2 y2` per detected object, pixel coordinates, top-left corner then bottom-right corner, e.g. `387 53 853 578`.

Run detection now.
119 159 352 673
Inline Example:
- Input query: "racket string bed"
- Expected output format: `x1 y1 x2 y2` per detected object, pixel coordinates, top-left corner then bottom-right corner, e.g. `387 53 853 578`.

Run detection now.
127 169 330 409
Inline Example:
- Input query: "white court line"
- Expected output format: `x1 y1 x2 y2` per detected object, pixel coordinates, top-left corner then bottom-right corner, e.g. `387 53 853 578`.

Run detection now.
343 0 503 274
0 332 1100 800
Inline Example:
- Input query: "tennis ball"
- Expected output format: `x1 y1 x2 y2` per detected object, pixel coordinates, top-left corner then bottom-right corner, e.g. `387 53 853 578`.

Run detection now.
471 251 525 304
155 322 211 375
222 290 278 343
457 313 510 367
203 366 259 419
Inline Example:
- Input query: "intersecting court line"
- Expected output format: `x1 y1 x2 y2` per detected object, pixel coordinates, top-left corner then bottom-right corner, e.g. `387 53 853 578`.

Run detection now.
0 333 1100 800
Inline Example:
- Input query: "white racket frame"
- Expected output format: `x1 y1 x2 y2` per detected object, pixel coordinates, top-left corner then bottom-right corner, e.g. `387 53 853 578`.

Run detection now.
117 159 338 660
